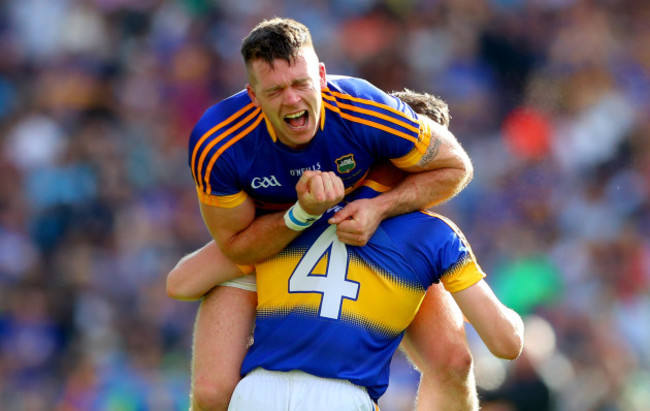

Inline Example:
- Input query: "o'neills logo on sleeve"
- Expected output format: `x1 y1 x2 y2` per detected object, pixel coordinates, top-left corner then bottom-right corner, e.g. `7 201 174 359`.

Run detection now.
335 154 356 174
251 175 282 189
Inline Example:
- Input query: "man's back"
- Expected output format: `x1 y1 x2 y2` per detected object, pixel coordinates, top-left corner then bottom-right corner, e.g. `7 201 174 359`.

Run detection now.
244 187 486 401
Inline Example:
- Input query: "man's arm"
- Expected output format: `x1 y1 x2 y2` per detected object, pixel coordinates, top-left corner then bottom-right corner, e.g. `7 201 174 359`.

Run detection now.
201 170 345 264
377 117 473 209
330 117 473 245
452 279 524 360
199 198 297 265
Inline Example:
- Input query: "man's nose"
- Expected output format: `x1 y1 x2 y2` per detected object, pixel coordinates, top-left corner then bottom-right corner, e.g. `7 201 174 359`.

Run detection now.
283 88 301 105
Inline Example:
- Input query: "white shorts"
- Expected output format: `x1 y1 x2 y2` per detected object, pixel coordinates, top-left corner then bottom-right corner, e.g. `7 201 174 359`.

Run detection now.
228 368 378 411
219 273 257 292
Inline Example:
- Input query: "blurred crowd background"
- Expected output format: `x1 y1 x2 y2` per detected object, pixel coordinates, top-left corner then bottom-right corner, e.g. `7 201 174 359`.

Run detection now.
0 0 648 410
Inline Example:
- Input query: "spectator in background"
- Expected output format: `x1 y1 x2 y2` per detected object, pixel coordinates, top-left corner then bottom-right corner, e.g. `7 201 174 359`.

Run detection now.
0 1 648 410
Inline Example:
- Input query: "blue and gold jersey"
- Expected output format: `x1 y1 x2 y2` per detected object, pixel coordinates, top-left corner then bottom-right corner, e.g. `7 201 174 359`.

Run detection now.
241 187 486 402
188 75 431 211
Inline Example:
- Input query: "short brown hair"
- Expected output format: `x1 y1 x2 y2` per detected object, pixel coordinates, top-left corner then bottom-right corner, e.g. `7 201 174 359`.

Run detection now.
241 17 314 68
391 89 450 127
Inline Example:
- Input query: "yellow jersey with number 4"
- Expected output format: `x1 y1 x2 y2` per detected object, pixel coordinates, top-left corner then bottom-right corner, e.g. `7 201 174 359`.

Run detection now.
243 187 485 402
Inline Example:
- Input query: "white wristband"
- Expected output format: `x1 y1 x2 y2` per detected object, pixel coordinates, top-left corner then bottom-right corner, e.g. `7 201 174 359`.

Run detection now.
284 201 322 231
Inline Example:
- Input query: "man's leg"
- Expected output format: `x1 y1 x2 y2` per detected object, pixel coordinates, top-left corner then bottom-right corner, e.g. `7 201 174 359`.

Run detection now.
191 286 257 411
402 283 478 411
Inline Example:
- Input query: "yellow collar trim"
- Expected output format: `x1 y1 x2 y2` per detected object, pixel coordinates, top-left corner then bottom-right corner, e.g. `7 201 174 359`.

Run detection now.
262 113 277 142
320 98 326 131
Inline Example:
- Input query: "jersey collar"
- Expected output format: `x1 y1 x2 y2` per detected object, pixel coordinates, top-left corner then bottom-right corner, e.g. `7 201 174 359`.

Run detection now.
320 96 326 131
262 113 277 142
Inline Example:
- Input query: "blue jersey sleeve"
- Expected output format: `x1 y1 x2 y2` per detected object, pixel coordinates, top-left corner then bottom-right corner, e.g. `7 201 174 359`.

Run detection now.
188 91 262 208
324 76 431 168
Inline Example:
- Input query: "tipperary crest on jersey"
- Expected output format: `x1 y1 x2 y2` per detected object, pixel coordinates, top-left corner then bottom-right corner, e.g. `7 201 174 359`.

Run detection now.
335 154 356 174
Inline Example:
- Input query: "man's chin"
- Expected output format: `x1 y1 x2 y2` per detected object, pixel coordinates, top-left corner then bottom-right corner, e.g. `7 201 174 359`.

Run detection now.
281 127 317 148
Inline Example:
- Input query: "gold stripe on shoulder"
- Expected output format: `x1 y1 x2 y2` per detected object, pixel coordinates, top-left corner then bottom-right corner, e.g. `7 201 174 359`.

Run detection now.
339 111 418 144
203 113 264 195
191 103 255 187
322 94 337 102
323 100 341 113
324 98 421 146
196 107 261 192
329 90 417 123
321 88 336 102
337 101 419 134
324 99 419 144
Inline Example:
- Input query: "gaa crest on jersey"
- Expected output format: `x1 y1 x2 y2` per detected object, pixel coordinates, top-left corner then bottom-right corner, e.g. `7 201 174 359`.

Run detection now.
335 154 356 174
251 175 282 189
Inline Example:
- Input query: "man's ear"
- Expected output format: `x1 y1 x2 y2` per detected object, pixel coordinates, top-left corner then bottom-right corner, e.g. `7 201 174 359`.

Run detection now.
246 84 260 107
319 63 327 89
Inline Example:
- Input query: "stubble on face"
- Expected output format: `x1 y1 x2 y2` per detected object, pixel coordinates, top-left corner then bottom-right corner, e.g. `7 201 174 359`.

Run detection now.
246 47 326 149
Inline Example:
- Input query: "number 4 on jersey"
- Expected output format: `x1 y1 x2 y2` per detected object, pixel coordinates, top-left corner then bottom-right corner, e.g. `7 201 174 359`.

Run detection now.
289 225 360 319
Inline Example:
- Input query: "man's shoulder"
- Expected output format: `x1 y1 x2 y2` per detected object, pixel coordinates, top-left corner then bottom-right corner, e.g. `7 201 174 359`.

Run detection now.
382 211 462 246
209 88 252 111
326 75 387 101
325 75 417 125
189 90 262 147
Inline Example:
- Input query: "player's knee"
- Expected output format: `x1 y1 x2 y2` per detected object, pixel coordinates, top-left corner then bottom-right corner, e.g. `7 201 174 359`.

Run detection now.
192 374 238 411
443 346 473 382
421 342 473 382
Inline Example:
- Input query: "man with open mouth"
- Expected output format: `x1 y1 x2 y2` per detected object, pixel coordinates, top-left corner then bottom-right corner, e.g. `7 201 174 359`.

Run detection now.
184 17 477 411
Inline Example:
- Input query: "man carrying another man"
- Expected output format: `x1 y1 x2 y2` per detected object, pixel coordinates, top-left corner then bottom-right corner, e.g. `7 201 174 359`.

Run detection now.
178 17 489 410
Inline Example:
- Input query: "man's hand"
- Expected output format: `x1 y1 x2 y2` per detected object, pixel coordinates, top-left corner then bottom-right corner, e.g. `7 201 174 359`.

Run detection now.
329 116 473 247
199 171 345 265
295 170 345 215
328 198 382 246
